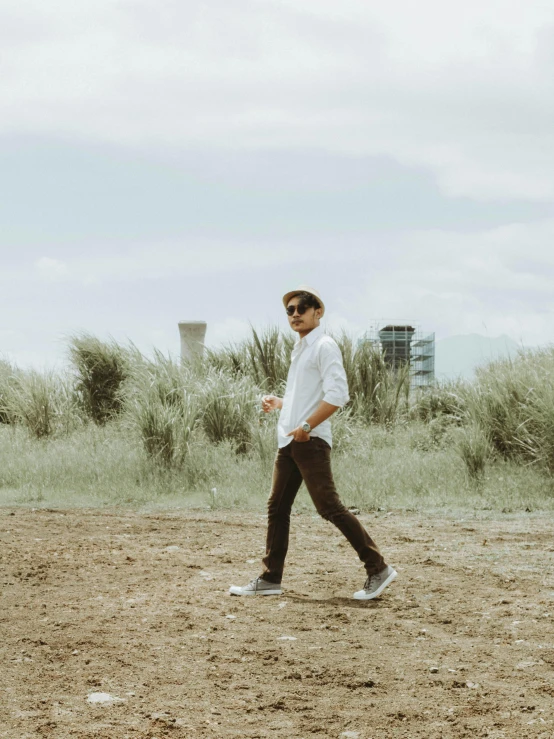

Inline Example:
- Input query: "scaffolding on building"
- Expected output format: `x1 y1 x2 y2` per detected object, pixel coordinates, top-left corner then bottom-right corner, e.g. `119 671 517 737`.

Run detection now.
362 322 435 388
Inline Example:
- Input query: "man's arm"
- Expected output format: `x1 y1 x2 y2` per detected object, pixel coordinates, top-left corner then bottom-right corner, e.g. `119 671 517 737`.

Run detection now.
306 400 340 429
286 400 339 442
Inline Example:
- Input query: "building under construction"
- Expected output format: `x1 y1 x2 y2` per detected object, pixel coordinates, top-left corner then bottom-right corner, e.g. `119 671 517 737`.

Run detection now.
363 322 435 388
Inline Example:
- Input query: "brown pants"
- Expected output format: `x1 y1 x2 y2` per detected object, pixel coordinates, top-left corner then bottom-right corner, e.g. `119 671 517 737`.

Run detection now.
261 437 386 584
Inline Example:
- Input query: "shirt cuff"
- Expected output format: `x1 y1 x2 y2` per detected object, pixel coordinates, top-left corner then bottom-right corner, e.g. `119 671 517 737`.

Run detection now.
323 392 349 408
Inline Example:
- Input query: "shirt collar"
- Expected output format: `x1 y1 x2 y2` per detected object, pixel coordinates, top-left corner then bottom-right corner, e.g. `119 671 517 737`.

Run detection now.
302 324 324 346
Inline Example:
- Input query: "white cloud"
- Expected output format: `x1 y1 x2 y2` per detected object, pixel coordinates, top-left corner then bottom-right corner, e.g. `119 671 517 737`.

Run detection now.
347 218 554 345
52 241 319 283
5 215 553 351
205 317 252 349
34 257 70 280
1 0 553 200
7 238 358 287
321 312 366 341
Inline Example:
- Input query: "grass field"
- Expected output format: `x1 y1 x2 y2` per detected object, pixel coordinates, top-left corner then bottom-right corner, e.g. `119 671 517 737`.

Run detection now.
1 420 552 515
2 330 554 514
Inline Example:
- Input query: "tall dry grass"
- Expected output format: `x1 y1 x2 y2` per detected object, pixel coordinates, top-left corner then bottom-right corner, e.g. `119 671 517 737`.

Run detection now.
0 359 18 425
1 368 81 439
198 370 260 453
3 329 554 511
123 352 199 468
2 420 552 513
334 332 411 425
207 327 412 427
454 422 492 481
410 381 466 423
68 333 129 424
206 326 293 394
464 348 554 473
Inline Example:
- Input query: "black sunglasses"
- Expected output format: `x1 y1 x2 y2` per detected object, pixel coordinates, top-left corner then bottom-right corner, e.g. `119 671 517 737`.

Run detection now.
286 302 310 316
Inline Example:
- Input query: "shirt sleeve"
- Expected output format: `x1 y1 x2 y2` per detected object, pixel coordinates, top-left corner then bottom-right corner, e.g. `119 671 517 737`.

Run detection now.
317 339 350 408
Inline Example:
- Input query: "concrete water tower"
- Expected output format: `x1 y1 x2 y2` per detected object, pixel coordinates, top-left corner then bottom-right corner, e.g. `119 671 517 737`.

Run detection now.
178 321 207 362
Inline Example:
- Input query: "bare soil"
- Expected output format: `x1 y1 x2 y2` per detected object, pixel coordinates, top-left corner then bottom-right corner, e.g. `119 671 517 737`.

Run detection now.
2 507 554 739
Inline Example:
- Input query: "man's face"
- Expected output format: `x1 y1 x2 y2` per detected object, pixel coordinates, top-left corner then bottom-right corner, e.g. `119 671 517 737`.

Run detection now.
286 296 321 337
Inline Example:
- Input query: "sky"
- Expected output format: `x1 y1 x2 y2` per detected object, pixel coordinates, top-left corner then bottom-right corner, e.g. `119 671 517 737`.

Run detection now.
1 0 554 368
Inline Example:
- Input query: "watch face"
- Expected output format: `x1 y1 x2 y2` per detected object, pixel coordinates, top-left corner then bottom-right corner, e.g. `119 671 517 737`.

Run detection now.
302 423 311 432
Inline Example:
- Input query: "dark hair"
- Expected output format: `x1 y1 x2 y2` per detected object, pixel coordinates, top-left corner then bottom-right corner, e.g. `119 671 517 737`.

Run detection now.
288 291 321 310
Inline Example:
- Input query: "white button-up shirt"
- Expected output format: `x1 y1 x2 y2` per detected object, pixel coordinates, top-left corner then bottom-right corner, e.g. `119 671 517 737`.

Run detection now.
277 325 350 448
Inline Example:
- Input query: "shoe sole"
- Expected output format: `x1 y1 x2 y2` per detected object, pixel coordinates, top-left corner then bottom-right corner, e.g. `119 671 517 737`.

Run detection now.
229 586 282 596
352 569 397 600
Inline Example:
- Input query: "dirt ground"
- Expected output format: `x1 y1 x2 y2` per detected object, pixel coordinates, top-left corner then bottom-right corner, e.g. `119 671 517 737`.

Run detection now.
2 507 554 739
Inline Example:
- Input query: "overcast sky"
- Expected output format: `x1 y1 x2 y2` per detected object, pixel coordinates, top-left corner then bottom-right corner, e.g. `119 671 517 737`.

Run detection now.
1 0 553 367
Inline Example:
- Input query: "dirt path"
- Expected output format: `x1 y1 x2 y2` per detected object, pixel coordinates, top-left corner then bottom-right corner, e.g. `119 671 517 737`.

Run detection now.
1 507 554 738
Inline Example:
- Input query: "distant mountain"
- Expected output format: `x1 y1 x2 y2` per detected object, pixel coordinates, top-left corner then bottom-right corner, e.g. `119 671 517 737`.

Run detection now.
435 333 522 381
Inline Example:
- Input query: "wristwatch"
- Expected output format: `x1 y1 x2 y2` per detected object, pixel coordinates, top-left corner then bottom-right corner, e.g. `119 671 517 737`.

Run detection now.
301 421 311 433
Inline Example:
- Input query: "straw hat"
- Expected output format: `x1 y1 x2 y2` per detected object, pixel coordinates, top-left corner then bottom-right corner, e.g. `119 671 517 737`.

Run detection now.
282 286 325 316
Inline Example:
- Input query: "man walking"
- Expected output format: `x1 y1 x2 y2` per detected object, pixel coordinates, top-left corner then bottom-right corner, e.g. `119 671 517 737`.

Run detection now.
229 286 397 600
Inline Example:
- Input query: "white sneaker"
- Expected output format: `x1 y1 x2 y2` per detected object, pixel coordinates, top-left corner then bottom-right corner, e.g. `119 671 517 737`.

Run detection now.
229 577 283 596
353 565 397 600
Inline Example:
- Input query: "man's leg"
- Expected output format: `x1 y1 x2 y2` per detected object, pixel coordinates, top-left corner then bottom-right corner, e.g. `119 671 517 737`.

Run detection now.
260 444 304 584
291 438 386 577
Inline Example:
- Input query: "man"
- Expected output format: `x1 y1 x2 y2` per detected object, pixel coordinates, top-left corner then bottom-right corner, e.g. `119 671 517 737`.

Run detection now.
229 286 397 599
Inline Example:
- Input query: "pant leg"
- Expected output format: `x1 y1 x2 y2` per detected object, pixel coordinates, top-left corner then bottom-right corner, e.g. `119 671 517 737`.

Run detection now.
291 437 386 577
261 444 304 584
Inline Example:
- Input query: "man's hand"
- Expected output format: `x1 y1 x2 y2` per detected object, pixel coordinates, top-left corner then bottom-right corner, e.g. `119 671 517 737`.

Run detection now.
286 426 311 442
261 395 283 413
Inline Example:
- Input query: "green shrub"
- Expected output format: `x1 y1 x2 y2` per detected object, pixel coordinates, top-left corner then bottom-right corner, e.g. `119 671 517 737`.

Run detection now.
69 333 129 424
455 422 491 480
0 360 18 424
246 326 294 393
124 352 199 468
131 390 199 467
209 327 410 427
466 348 554 472
207 326 293 393
408 418 455 452
248 411 278 473
199 370 260 453
4 369 80 439
329 407 357 453
410 382 466 423
206 342 248 378
519 377 554 473
335 333 411 426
